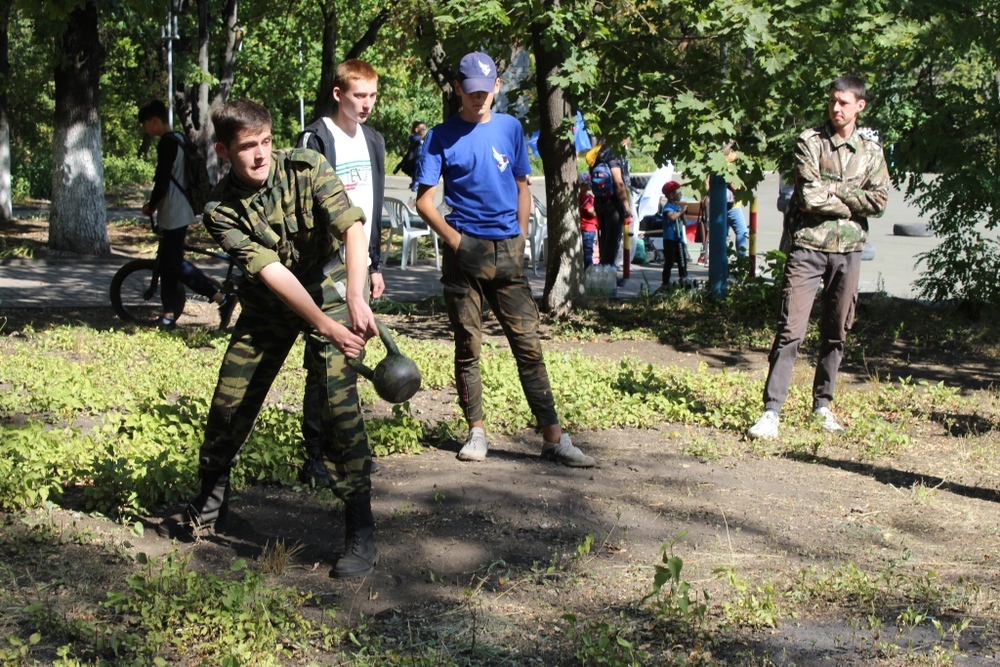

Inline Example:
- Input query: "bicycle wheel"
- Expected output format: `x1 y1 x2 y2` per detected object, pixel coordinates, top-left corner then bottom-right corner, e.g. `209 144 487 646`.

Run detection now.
110 259 186 325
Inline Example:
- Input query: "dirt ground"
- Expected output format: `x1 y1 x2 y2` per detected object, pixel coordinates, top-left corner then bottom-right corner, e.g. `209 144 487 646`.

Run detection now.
3 216 1000 665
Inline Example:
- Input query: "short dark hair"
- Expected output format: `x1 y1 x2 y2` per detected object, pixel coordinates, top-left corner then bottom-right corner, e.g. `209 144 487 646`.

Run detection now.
830 75 867 102
138 99 169 124
411 121 425 133
212 99 272 147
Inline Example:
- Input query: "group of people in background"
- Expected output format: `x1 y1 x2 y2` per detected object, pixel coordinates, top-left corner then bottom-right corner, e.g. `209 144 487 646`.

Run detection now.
142 58 887 585
148 52 597 584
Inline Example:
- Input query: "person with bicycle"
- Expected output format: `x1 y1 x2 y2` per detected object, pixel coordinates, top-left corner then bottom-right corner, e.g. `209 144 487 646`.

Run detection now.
157 99 382 580
138 100 233 327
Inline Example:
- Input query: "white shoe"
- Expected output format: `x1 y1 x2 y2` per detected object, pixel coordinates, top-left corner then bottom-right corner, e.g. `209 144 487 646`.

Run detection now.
813 407 845 433
541 433 596 468
747 410 780 440
457 427 489 461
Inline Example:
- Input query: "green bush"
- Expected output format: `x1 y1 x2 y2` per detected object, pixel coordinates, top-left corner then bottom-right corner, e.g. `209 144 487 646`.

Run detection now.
103 154 154 187
12 153 52 201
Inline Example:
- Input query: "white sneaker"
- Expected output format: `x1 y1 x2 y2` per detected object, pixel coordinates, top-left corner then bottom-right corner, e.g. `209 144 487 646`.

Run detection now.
747 410 780 440
541 433 596 468
813 407 845 433
457 427 489 462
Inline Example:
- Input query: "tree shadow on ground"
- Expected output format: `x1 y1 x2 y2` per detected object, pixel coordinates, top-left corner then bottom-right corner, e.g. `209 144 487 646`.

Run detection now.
782 452 1000 504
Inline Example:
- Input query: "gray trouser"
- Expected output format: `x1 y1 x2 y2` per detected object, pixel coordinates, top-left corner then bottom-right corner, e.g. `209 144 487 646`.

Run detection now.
762 247 861 413
441 233 559 427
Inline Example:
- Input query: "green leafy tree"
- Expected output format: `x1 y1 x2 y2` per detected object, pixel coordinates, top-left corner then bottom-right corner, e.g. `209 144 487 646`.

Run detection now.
873 1 1000 307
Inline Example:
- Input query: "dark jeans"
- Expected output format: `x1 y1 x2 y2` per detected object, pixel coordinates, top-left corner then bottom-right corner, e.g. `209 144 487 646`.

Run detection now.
762 247 861 413
662 239 688 282
594 196 624 268
157 226 219 314
441 233 558 427
582 230 596 269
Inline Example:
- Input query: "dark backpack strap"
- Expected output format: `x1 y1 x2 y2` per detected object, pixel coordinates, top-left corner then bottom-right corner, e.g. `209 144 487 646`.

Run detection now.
164 132 191 201
296 129 325 156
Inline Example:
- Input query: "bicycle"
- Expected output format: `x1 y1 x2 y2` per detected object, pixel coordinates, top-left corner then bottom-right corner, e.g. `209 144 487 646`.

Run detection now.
110 223 243 329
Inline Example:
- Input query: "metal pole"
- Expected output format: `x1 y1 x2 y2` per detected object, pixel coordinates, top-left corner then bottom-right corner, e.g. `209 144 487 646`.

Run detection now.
708 175 728 299
622 215 630 279
164 4 179 128
298 39 306 130
749 196 758 277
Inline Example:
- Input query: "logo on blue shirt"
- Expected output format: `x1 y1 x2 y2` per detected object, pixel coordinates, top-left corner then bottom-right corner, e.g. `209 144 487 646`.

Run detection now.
491 145 509 173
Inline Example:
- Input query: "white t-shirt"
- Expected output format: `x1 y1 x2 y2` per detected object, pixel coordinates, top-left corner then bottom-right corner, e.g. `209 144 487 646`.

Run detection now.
325 118 374 263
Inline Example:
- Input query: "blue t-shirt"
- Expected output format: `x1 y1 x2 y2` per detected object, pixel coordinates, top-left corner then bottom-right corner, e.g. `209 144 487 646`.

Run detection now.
662 202 684 241
415 113 531 240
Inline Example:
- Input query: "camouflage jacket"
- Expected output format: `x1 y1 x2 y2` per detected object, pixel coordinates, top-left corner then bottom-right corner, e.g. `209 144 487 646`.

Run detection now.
784 122 889 253
204 149 364 287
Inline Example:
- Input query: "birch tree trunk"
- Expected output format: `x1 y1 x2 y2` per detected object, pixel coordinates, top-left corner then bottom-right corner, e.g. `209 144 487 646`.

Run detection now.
0 0 11 221
48 1 108 255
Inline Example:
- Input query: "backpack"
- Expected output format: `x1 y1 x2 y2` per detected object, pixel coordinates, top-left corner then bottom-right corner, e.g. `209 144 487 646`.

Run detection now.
167 132 212 215
589 162 616 199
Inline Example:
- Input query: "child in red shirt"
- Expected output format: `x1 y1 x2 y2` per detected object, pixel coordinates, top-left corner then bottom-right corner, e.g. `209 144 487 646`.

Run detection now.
579 174 598 267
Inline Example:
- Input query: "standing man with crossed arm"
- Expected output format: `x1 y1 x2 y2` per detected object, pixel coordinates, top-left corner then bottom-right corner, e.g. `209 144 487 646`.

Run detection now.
747 75 889 440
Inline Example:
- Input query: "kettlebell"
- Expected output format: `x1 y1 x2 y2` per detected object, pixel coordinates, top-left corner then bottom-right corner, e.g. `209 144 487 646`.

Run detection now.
347 321 422 404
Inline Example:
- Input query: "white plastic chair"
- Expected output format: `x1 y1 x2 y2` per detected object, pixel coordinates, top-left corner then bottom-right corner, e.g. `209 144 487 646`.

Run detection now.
383 197 439 270
526 195 548 275
404 200 441 269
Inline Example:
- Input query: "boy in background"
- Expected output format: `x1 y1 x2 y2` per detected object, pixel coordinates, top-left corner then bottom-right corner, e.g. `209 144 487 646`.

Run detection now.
659 181 688 287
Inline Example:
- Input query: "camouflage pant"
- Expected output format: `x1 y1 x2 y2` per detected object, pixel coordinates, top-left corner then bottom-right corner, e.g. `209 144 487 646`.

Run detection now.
441 233 558 427
301 273 370 450
199 261 371 500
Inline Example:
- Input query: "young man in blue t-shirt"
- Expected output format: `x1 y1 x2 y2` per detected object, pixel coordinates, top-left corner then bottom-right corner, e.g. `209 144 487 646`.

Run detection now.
414 51 596 468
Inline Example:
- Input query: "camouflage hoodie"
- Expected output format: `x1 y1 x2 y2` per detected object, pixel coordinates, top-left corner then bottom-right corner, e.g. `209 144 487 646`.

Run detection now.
784 122 889 253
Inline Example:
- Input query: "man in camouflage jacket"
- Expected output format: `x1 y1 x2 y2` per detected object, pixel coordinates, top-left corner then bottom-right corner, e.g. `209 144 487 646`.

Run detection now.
748 75 889 441
157 99 381 580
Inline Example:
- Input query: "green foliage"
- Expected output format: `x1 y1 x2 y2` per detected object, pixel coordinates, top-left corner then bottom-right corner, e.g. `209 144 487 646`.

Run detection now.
11 151 53 201
715 567 783 629
103 551 332 664
643 533 709 629
103 154 155 187
368 403 425 457
563 613 649 667
2 310 992 515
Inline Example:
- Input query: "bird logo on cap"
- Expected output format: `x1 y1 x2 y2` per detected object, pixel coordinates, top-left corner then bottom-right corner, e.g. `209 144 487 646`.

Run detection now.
477 58 492 76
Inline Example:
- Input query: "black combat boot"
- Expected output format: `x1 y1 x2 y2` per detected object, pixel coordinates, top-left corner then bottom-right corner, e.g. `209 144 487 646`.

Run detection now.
299 446 381 487
157 469 230 539
298 443 334 488
330 493 379 579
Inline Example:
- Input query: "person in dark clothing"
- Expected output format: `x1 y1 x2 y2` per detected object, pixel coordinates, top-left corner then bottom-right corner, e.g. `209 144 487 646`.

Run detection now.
138 99 231 327
394 121 427 194
588 139 633 285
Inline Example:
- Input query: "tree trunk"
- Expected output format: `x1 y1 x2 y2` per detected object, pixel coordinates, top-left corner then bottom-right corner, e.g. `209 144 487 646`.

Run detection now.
176 0 239 183
0 0 11 220
313 0 338 120
427 43 461 120
49 1 108 255
312 2 395 122
532 15 583 314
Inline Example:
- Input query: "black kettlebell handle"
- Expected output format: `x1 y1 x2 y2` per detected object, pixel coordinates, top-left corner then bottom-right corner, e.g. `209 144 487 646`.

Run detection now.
346 321 398 378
